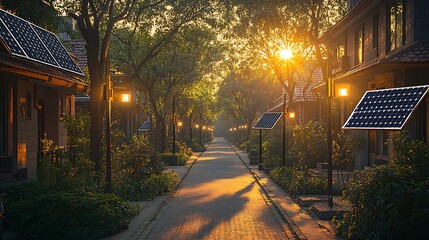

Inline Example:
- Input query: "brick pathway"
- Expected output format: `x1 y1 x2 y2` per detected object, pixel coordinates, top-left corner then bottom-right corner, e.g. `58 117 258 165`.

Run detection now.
140 138 290 239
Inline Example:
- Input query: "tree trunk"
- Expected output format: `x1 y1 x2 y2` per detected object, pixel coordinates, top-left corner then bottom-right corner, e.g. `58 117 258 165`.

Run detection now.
89 75 104 179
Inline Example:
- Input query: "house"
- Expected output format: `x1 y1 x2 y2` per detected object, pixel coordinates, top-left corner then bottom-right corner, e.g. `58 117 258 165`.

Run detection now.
0 9 87 181
320 0 429 169
269 62 324 125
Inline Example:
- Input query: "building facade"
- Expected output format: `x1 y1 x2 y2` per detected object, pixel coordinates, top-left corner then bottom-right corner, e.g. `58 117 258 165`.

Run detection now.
0 9 87 181
321 0 429 169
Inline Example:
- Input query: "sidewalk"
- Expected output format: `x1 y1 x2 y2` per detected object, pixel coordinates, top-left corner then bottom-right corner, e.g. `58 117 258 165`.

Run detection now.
106 151 203 240
231 145 339 240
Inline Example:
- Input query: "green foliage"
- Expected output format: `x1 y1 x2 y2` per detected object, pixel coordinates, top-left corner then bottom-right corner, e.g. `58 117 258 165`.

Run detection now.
332 132 361 171
335 165 429 240
291 120 328 168
9 189 139 240
335 132 429 239
262 127 296 169
174 141 193 157
111 134 167 199
160 153 188 166
138 172 179 200
63 114 90 160
270 167 327 195
389 131 429 176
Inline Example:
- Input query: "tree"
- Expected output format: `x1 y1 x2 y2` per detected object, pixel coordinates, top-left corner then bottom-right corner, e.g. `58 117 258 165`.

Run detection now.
218 67 281 136
54 0 164 179
112 1 224 151
1 0 63 31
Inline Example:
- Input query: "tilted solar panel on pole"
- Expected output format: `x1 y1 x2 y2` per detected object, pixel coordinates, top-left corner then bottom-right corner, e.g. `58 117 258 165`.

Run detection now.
0 9 84 76
342 85 429 130
253 112 283 129
138 121 152 132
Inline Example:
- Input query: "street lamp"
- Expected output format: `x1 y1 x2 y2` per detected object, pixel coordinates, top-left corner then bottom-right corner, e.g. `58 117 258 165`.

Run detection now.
327 71 351 206
279 48 293 167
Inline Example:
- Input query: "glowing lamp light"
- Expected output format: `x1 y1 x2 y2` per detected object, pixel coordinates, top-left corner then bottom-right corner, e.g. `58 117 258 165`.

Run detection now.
335 83 350 97
203 126 207 130
195 124 199 128
120 93 131 103
229 128 233 132
288 112 296 118
177 121 183 127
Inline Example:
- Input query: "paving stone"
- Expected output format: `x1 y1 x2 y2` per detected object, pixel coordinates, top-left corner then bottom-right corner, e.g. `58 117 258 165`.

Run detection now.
140 138 289 240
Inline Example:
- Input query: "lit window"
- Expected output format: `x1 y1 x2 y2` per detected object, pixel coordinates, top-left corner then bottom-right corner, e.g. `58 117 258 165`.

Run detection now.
388 0 404 52
355 26 364 65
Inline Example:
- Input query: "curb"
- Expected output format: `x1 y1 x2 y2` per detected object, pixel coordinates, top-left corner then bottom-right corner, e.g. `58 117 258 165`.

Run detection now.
229 144 306 240
107 149 205 240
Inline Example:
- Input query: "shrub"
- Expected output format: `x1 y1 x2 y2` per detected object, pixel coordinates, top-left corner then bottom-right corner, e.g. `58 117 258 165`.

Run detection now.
111 135 166 199
335 165 429 239
191 139 206 152
0 183 139 240
160 153 188 166
139 172 179 200
270 167 327 195
335 132 429 239
291 120 328 168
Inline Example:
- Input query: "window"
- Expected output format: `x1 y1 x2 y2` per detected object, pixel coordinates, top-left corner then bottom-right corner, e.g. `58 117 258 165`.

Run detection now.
355 25 364 65
335 44 345 60
388 0 404 52
373 14 379 55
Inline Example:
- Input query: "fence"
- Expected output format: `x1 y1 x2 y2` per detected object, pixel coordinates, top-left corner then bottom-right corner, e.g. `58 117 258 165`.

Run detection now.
39 146 76 165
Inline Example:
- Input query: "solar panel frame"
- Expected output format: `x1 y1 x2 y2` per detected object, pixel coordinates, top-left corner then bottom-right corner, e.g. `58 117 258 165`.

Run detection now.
342 85 429 130
253 112 283 130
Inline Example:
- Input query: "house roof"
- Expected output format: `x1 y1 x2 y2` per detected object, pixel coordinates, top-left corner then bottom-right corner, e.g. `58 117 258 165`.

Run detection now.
0 51 88 91
269 63 324 111
381 41 429 63
330 41 429 81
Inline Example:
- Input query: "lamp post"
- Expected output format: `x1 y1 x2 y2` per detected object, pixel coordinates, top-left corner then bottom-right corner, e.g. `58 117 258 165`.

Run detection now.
326 56 351 207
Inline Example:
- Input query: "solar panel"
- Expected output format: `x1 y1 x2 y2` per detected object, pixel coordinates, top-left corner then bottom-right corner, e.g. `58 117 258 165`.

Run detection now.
253 112 283 129
0 19 26 56
138 121 151 132
32 24 84 75
342 85 429 130
0 9 84 76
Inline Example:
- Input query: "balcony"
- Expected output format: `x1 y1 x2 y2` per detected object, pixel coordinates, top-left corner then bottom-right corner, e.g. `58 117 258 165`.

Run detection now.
331 56 350 75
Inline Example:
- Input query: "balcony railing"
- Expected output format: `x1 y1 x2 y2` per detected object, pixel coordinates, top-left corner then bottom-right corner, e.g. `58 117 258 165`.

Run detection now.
39 146 76 165
331 56 350 75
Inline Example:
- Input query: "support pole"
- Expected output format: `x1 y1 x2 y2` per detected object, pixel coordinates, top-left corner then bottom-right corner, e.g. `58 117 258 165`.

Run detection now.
282 93 287 167
105 57 112 193
327 57 334 207
259 129 263 170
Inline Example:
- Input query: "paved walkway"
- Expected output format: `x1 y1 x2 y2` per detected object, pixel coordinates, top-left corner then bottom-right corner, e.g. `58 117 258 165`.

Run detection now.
139 138 290 239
